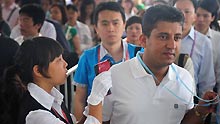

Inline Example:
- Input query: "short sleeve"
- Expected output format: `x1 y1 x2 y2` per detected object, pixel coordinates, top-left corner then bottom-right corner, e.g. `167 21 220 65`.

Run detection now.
26 110 65 124
74 52 89 86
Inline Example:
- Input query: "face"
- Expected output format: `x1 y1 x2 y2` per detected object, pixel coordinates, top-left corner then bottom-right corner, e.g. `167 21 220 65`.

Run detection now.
174 0 195 33
50 6 62 23
67 9 78 23
126 23 142 45
19 14 41 37
85 4 94 17
94 10 125 44
41 0 51 12
141 21 182 67
47 55 68 86
195 7 214 34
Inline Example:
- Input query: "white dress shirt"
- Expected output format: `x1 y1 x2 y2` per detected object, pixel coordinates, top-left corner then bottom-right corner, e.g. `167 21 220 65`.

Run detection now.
26 83 100 124
10 21 56 40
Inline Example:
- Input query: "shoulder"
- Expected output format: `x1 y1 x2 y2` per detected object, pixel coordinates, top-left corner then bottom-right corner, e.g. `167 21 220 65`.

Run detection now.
83 45 99 55
171 64 193 79
195 30 210 42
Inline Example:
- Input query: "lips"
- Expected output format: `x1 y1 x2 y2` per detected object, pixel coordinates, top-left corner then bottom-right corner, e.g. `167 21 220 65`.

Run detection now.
163 52 175 58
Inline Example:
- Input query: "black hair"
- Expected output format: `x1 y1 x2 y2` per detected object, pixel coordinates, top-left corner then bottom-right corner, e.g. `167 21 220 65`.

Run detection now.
79 0 95 24
173 0 198 12
125 16 142 30
19 4 45 28
50 3 68 25
93 2 126 26
0 37 63 124
14 37 63 86
66 4 78 12
20 0 41 7
199 0 220 31
142 5 184 37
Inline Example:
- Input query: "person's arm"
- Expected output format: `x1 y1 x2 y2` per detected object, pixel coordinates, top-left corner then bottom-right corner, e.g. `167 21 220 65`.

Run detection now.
74 86 87 121
181 91 217 124
72 34 82 55
83 71 112 124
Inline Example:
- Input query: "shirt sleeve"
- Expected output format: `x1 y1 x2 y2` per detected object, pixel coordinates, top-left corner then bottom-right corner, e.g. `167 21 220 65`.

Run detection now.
26 110 65 124
84 115 101 124
74 52 88 86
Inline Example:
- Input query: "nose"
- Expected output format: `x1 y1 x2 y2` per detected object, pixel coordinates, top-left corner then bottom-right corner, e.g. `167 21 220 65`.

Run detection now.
196 15 203 22
62 57 68 68
108 23 114 32
166 38 176 49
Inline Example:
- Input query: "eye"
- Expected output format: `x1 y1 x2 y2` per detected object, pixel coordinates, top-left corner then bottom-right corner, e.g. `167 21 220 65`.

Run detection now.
174 36 182 42
158 34 168 40
113 22 119 25
184 10 191 14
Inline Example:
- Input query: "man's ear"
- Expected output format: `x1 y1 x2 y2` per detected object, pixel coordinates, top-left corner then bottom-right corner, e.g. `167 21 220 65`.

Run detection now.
139 34 148 48
33 65 42 78
35 23 42 31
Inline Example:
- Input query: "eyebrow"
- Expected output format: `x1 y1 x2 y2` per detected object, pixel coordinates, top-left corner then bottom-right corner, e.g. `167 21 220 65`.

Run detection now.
101 19 120 23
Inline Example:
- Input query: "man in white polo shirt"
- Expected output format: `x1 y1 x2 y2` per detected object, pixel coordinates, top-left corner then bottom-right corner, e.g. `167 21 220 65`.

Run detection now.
101 5 217 124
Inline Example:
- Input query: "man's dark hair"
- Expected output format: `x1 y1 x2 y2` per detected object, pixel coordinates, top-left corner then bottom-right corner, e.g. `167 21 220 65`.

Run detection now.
142 5 184 37
199 0 220 31
66 4 78 12
199 0 219 17
173 0 198 12
19 4 45 26
125 16 142 30
93 2 125 26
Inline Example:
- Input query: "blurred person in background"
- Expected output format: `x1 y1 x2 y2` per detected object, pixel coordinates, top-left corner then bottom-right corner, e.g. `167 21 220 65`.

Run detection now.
0 5 11 36
124 16 142 46
66 4 93 52
1 0 20 29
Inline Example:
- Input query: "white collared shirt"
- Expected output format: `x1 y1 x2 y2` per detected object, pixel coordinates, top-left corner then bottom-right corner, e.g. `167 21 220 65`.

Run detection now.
10 21 56 40
181 27 215 96
103 57 194 124
15 33 42 45
26 83 100 124
206 28 220 93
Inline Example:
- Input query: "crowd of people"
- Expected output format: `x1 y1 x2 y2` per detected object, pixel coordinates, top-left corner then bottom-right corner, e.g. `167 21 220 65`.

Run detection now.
0 0 220 124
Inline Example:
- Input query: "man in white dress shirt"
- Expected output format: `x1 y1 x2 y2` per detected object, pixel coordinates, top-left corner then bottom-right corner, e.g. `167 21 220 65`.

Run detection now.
13 4 53 45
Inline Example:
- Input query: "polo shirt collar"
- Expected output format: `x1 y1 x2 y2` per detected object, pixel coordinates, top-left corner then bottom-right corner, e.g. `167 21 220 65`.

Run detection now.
28 83 64 110
100 40 128 61
130 56 176 82
206 28 212 39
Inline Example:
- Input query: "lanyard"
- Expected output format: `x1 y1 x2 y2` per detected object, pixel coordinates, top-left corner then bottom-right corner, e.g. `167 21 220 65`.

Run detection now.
51 107 69 124
136 51 218 105
190 32 196 57
98 45 130 63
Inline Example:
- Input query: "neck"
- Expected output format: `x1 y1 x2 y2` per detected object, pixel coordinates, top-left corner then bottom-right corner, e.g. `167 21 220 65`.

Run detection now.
68 21 76 26
195 27 208 35
33 79 53 93
102 41 123 62
142 54 168 85
23 33 39 40
182 28 191 38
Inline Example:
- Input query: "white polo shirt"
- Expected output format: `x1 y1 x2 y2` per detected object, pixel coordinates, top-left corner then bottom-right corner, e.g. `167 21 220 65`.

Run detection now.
103 57 195 124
